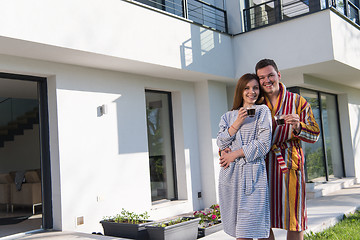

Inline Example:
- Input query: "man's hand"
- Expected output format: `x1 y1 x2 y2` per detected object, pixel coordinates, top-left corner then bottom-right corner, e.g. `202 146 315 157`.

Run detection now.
283 114 301 133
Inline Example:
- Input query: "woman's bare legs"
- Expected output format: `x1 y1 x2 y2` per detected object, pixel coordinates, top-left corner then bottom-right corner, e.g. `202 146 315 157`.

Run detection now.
258 228 303 240
259 228 274 240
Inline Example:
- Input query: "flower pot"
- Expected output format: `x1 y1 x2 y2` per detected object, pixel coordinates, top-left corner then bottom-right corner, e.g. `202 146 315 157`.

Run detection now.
100 220 153 240
145 217 200 240
197 221 223 238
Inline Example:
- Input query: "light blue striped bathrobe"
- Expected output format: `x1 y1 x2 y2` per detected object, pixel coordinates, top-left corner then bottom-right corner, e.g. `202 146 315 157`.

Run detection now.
217 104 272 239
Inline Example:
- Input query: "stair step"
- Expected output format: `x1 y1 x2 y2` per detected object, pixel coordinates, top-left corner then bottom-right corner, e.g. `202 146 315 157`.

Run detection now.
0 107 39 148
0 134 14 141
306 177 356 199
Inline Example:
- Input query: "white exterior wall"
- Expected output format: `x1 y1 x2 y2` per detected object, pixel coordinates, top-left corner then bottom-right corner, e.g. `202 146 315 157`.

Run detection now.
193 80 229 209
0 54 216 233
208 81 230 204
330 12 360 70
233 10 334 76
0 0 360 237
0 0 234 81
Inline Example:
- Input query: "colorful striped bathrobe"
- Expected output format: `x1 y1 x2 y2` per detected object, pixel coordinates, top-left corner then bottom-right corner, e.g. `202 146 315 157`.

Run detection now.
265 83 320 231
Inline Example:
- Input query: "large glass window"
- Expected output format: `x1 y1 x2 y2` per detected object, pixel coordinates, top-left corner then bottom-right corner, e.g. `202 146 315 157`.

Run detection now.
320 93 344 180
289 88 344 182
145 90 177 202
300 89 326 182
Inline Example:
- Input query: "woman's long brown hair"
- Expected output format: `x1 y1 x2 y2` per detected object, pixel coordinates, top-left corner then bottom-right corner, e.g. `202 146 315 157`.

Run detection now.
231 73 264 110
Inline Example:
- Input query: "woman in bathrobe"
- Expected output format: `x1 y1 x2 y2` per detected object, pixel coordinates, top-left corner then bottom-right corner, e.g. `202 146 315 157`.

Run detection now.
217 73 272 240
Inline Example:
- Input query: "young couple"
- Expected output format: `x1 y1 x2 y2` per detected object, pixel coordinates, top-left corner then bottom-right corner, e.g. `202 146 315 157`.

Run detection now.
217 59 320 240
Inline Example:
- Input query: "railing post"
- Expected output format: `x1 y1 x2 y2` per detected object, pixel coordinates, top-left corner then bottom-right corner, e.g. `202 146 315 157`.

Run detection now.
224 11 228 33
344 0 349 16
310 0 322 12
275 0 283 22
183 0 188 18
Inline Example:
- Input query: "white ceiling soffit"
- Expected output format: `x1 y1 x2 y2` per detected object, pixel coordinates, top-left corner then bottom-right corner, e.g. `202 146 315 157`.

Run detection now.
0 36 233 83
281 60 360 90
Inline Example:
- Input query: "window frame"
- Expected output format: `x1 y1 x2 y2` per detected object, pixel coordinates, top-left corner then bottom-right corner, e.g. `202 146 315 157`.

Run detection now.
288 86 345 182
145 89 178 202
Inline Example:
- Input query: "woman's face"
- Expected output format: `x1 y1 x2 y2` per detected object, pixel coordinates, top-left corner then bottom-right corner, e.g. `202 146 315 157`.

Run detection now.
242 79 260 106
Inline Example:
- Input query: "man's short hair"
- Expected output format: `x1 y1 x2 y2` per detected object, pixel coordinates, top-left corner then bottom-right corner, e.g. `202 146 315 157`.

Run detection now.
255 59 279 73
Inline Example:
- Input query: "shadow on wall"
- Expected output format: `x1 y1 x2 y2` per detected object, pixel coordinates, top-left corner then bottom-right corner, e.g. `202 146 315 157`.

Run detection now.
180 25 231 75
352 105 360 156
113 94 148 155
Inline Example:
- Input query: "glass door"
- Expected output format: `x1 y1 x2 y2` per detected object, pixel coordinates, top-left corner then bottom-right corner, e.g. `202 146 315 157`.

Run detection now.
289 88 344 182
0 78 43 237
320 93 344 180
301 89 326 182
145 90 177 202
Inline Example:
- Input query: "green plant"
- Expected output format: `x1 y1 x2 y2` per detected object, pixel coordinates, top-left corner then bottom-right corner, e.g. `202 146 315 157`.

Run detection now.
304 211 360 239
102 208 150 224
193 204 221 228
154 217 190 227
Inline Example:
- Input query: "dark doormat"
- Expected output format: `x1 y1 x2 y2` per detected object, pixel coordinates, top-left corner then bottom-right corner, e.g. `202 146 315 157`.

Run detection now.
0 216 30 225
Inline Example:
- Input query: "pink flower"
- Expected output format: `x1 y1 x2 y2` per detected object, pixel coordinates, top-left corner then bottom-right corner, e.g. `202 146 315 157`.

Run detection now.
212 215 216 219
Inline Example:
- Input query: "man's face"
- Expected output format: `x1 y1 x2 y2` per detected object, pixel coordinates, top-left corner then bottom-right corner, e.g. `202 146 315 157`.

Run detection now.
257 65 281 96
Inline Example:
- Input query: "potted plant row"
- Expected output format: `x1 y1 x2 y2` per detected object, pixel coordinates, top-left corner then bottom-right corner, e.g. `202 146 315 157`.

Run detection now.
193 204 223 238
145 217 200 240
100 208 152 240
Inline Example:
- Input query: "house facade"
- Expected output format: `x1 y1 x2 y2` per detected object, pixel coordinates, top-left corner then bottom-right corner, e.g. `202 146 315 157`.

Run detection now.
0 0 359 236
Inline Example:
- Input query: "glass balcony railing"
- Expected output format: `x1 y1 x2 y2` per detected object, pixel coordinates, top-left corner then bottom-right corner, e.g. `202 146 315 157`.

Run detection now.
243 0 360 31
133 0 227 32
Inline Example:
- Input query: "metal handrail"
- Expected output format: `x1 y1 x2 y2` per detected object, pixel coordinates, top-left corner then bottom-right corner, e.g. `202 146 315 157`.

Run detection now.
0 97 11 104
244 0 360 31
191 0 226 12
348 1 360 24
187 0 227 31
133 0 227 32
244 0 276 10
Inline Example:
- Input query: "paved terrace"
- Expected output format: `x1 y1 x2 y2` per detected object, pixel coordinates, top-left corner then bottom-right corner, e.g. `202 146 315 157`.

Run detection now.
1 180 360 240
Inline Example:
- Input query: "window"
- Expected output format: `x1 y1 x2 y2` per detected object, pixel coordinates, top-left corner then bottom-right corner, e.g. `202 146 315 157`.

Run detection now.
288 87 344 182
145 90 177 202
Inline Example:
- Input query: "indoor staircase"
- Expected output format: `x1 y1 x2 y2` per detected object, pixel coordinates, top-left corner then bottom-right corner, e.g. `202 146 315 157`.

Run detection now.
0 107 39 148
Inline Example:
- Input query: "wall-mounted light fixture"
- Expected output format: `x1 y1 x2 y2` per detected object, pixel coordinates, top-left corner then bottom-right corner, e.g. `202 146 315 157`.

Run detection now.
98 104 108 116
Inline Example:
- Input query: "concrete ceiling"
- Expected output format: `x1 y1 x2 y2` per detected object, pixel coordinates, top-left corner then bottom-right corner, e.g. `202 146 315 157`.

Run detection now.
281 60 360 91
0 36 233 84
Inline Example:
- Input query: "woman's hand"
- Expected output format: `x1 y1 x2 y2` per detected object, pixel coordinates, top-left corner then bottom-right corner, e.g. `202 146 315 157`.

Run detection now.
219 151 238 169
228 108 248 136
233 107 248 128
220 148 231 157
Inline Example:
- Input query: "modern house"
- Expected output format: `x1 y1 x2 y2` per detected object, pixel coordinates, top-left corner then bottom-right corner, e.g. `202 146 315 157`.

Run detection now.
0 0 359 236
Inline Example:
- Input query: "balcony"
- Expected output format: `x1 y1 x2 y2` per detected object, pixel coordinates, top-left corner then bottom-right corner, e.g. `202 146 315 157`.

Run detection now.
243 0 360 31
133 0 228 32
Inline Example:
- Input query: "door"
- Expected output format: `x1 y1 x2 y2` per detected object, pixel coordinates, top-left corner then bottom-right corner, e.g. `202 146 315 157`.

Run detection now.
0 73 52 237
